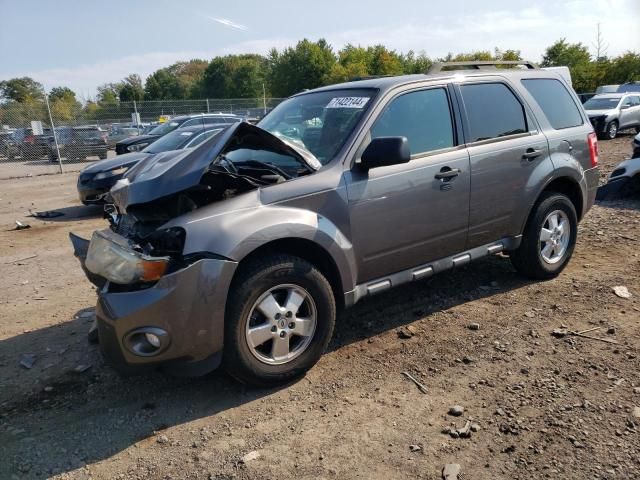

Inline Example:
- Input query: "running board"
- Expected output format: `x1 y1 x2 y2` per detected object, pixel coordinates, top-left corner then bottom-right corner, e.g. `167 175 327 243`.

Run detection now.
345 236 521 306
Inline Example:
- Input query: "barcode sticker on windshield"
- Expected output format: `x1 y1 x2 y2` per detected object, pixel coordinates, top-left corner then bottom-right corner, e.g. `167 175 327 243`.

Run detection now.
326 97 370 109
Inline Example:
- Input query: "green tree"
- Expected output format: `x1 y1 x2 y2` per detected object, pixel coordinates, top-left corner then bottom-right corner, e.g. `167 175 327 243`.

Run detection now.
367 45 404 76
144 59 208 100
541 39 591 68
0 77 44 102
48 86 80 122
119 74 144 102
96 83 121 105
200 54 269 99
268 39 336 97
401 51 433 74
605 52 640 84
48 86 76 102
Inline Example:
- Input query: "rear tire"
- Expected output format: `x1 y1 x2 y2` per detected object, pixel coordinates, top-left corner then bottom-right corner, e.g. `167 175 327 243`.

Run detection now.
223 255 336 387
510 192 577 280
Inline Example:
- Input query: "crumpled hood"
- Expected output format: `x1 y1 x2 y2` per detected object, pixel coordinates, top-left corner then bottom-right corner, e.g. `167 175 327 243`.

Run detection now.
109 122 319 210
80 152 150 175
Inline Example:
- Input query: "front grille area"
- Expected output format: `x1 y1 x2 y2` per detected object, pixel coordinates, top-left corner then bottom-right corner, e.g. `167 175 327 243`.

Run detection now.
589 116 606 132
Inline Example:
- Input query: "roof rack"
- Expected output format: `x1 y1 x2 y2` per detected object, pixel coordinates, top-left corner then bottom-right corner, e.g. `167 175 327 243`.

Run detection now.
348 75 395 82
427 60 539 74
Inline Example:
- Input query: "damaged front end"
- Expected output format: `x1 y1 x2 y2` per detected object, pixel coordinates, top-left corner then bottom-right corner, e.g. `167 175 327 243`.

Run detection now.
70 122 319 375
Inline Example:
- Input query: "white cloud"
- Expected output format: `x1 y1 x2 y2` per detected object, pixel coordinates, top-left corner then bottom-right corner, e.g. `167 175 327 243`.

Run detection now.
208 17 248 31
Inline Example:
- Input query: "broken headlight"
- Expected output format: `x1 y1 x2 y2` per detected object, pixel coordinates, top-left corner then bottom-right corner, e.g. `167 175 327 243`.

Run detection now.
85 229 169 284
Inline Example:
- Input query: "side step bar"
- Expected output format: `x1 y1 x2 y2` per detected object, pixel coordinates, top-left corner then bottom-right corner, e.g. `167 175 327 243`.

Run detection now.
345 236 521 306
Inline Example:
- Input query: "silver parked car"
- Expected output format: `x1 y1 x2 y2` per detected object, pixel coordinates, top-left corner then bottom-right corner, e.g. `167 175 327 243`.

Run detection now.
70 61 599 386
583 93 640 139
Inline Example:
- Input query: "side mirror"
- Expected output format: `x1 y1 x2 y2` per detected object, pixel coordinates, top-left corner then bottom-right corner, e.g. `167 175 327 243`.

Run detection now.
358 136 410 170
620 104 631 110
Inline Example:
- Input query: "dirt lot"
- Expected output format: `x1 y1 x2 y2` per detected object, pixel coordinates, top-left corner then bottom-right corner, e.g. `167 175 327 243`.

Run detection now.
0 151 116 181
1 135 639 480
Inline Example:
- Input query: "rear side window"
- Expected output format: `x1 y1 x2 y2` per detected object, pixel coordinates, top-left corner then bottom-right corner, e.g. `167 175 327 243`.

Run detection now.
460 83 527 142
370 88 454 155
521 79 583 130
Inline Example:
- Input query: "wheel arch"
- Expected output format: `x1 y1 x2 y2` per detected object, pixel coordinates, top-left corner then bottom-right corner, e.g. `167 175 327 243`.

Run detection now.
520 175 584 235
231 237 347 310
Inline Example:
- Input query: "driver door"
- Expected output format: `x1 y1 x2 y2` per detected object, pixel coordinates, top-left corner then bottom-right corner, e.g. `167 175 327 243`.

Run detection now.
345 86 470 282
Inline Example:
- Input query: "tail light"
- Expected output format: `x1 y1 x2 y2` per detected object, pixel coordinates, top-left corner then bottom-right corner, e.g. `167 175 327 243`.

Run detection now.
587 132 599 168
24 135 35 144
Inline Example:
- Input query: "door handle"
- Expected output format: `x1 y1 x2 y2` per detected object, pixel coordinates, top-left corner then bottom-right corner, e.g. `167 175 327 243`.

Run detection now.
522 148 542 160
434 168 461 180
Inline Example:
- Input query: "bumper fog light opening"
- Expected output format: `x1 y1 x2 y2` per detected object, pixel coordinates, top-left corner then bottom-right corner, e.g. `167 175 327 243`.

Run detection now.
124 327 169 357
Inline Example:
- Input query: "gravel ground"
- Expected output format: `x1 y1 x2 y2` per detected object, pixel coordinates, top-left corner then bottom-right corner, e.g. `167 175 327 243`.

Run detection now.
0 133 638 480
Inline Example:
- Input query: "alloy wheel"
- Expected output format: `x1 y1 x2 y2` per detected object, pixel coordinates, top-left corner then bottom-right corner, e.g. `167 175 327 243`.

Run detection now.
539 210 571 264
245 284 317 365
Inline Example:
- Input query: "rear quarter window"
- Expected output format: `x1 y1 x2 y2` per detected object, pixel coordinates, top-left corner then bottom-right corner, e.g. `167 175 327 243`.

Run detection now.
521 79 583 130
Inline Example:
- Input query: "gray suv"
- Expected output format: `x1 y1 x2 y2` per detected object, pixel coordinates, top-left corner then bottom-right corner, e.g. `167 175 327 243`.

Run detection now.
71 61 599 386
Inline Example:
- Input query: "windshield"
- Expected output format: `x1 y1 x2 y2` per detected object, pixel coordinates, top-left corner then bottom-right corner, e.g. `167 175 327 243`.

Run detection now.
258 88 376 164
584 97 621 110
142 129 195 153
149 121 181 136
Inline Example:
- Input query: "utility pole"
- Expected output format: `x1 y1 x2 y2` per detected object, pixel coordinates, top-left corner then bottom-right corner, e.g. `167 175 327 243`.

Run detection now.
262 83 267 115
44 91 63 174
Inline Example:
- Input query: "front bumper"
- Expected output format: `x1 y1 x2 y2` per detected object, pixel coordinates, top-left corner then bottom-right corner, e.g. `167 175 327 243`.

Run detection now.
77 174 122 204
70 233 238 375
588 115 607 133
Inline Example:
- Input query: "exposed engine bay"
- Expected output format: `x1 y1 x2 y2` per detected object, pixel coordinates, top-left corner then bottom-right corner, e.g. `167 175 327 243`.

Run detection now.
105 122 319 260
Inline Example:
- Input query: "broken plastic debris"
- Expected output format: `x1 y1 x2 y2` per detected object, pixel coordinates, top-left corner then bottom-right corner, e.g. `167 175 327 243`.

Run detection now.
14 220 31 230
29 210 64 219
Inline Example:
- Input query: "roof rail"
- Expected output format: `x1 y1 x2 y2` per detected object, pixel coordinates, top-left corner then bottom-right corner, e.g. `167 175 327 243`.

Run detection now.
427 60 539 74
348 74 395 82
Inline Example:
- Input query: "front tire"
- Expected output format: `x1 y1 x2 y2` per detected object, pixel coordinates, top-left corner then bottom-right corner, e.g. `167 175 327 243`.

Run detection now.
510 192 577 280
223 255 336 386
604 120 618 140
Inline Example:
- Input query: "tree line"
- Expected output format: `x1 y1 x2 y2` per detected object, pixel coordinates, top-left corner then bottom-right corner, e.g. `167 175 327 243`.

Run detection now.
1 38 639 125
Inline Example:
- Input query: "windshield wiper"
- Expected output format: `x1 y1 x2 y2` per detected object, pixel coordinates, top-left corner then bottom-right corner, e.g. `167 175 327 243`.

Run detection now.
235 159 292 179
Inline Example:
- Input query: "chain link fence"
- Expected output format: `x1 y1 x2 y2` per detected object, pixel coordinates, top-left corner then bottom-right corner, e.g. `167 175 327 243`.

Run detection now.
0 97 284 179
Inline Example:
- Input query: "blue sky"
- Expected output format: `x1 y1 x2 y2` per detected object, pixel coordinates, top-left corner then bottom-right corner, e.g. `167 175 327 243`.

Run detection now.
1 0 638 99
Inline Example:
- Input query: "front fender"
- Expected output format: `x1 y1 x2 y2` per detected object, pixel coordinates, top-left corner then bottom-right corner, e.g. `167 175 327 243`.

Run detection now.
170 203 358 298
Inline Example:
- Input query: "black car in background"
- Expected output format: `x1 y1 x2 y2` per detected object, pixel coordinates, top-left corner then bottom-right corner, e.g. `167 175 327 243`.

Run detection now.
115 113 241 154
20 127 53 160
0 131 20 160
78 125 224 204
49 126 108 162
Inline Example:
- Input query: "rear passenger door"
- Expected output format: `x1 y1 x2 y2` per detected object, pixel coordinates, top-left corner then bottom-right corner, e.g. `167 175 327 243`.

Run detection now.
456 81 550 247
